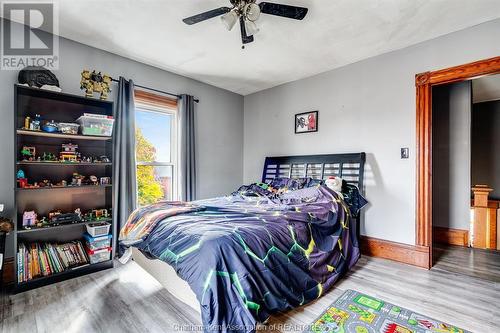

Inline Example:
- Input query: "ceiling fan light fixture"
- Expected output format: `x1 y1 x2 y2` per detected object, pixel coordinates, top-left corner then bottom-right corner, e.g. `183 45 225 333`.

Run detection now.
244 3 261 22
245 20 259 36
221 9 238 31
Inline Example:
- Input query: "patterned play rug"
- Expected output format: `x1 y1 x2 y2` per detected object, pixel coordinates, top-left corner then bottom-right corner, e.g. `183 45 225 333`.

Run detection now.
305 290 471 333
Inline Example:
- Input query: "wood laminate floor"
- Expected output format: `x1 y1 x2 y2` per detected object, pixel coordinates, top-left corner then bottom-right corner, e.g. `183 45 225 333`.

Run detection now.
2 245 499 333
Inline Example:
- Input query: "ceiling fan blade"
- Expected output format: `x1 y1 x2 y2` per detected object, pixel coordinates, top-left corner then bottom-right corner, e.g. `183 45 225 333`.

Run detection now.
183 7 231 25
259 2 308 20
240 16 254 45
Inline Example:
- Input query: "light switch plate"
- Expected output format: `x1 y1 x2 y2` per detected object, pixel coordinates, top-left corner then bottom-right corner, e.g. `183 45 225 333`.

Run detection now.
401 148 409 159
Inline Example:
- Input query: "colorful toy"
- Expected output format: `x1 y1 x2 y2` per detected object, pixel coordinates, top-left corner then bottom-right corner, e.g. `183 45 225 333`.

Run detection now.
60 143 79 162
42 120 58 133
22 211 37 227
21 146 36 161
17 169 25 179
29 114 42 131
71 173 84 186
17 169 28 188
89 175 98 185
91 208 109 220
100 177 111 185
41 152 57 162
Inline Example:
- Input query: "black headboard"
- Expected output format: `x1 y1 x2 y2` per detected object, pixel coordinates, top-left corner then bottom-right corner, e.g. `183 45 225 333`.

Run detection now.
262 153 366 191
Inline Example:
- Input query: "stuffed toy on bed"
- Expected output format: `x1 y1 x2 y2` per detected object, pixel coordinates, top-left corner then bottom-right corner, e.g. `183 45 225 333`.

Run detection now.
325 176 343 193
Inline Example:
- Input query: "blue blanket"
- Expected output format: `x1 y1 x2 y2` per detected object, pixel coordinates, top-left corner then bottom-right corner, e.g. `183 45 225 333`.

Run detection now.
120 185 363 333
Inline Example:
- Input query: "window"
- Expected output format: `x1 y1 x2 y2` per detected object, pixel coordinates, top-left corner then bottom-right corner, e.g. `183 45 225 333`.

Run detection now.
135 90 177 206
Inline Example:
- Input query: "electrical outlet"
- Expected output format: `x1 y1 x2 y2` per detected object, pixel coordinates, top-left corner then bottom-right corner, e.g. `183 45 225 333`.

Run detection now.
401 148 409 159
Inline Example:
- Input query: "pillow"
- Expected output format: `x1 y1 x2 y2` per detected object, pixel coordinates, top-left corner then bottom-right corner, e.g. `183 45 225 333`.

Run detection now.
288 177 310 190
306 178 324 187
268 177 290 189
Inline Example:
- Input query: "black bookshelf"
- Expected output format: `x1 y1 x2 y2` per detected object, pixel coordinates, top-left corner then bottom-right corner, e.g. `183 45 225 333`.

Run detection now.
14 84 115 292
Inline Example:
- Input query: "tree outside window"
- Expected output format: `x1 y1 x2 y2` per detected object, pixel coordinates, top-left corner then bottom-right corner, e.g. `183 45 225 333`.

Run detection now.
135 107 175 206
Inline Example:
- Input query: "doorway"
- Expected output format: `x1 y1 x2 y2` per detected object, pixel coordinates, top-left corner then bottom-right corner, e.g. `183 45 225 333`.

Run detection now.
415 56 500 269
430 75 500 276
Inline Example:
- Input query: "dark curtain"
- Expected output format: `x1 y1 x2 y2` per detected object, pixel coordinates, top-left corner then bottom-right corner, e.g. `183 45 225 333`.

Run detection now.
179 95 197 201
113 77 137 254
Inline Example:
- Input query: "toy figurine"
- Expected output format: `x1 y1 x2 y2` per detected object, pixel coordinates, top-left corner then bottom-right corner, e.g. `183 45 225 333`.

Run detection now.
21 146 36 161
80 70 112 100
38 179 52 188
71 173 84 186
100 177 110 185
41 152 57 162
30 114 42 131
17 169 25 179
99 155 111 163
75 208 82 220
89 175 98 186
22 211 37 227
17 169 28 188
38 217 48 227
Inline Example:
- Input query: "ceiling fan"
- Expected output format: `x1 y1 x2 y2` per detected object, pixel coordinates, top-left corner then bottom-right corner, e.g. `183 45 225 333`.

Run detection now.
182 1 308 47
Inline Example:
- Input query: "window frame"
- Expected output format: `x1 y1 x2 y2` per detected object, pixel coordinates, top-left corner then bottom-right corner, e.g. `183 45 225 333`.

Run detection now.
134 90 178 202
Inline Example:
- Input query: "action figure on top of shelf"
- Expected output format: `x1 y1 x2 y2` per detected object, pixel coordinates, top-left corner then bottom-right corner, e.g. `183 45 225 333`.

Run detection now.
80 70 112 100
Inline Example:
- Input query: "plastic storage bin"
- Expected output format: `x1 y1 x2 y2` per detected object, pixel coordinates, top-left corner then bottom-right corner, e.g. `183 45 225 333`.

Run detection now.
76 114 114 137
86 222 111 237
58 122 79 134
83 233 112 251
86 247 111 264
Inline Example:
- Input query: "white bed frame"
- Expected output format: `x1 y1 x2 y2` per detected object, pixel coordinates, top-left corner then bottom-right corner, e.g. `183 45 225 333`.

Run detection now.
132 248 200 312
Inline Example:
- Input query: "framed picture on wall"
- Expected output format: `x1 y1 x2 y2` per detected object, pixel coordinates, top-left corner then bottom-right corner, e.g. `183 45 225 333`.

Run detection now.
295 111 318 134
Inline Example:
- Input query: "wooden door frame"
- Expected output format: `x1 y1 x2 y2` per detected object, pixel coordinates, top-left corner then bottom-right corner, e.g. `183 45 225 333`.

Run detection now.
415 56 500 269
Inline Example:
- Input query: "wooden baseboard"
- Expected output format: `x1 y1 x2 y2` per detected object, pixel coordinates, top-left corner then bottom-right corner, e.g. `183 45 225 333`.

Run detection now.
2 257 14 285
361 236 430 269
433 227 469 247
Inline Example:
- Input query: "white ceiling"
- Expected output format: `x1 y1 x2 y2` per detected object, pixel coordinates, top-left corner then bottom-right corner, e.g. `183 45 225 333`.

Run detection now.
31 1 500 94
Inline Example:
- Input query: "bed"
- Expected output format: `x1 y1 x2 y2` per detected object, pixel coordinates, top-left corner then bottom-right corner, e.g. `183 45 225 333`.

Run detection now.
121 153 366 332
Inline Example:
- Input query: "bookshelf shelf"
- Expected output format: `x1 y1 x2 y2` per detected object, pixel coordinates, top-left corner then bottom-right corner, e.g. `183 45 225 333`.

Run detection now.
17 218 112 234
15 84 113 107
14 84 115 293
17 129 112 141
17 161 112 166
16 260 113 292
16 184 112 192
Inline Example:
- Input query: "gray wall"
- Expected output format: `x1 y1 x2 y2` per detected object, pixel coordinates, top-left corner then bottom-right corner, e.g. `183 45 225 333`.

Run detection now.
0 25 244 257
472 100 500 200
243 19 500 245
432 82 472 230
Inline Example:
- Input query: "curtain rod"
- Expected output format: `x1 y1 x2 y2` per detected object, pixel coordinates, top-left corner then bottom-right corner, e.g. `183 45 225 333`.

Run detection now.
111 78 200 103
